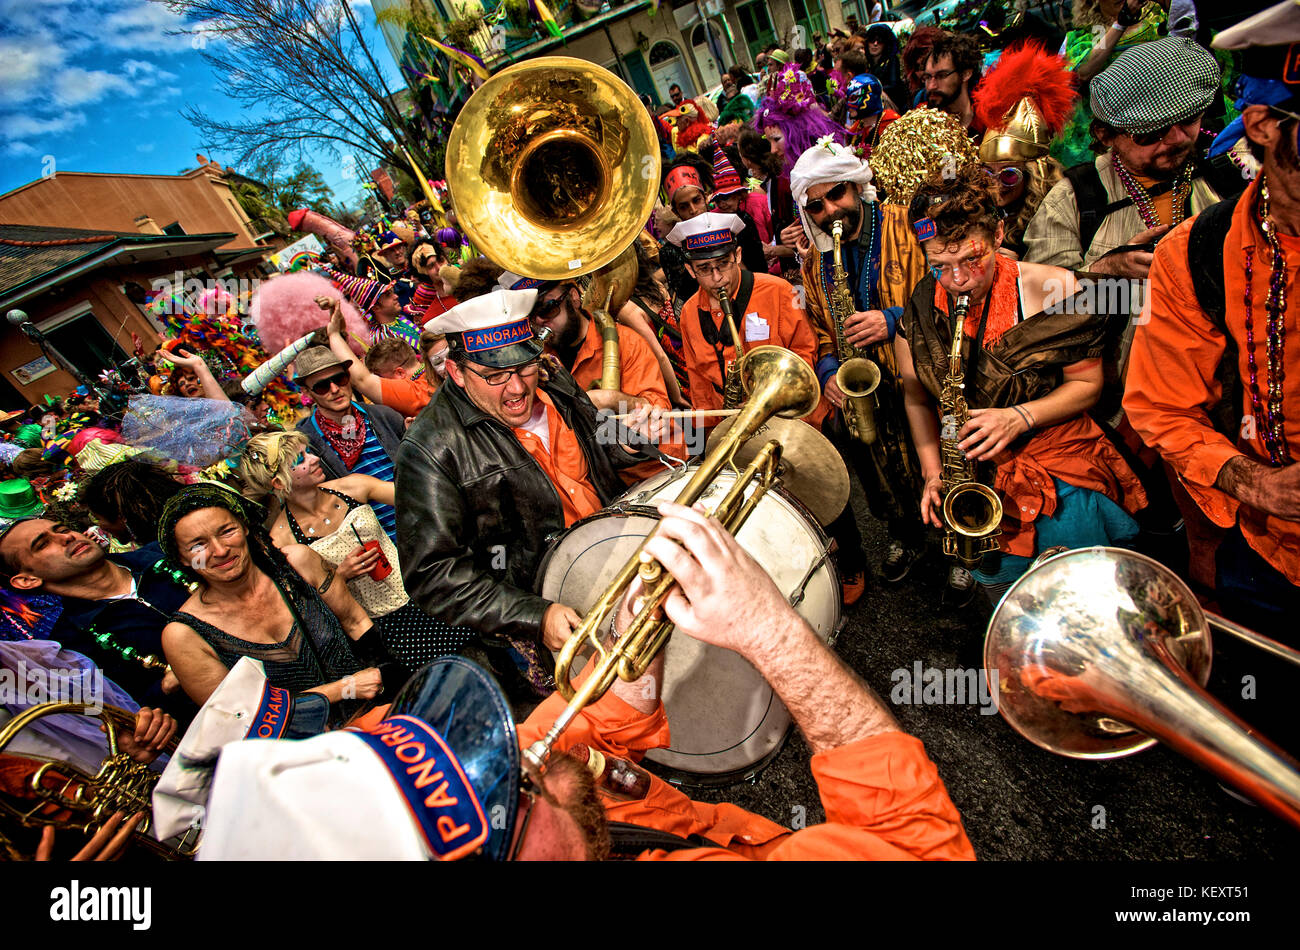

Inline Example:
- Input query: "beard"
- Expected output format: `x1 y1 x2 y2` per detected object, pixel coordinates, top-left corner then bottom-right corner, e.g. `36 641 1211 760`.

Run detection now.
816 203 862 238
926 86 960 110
544 753 611 861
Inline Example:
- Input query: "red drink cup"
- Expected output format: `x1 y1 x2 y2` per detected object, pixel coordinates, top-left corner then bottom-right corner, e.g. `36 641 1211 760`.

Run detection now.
362 540 392 580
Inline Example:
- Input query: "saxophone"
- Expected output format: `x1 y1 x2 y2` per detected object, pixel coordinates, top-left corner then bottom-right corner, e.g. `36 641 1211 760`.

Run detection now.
718 286 746 409
829 220 882 443
939 294 1003 566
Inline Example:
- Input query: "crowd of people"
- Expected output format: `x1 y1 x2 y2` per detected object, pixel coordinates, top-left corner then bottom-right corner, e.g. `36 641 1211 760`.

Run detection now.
2 0 1295 861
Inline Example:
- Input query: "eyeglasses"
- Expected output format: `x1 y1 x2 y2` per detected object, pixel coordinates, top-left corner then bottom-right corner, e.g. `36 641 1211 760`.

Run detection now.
1125 113 1203 147
918 68 956 84
307 371 350 396
803 182 851 215
464 359 542 387
982 165 1025 189
687 256 737 278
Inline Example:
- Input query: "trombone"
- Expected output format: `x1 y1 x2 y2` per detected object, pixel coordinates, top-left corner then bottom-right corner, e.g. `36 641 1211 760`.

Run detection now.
985 547 1300 829
523 346 821 770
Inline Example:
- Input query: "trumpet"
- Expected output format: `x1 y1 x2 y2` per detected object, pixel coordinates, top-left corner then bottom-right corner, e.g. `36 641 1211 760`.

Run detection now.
523 345 821 770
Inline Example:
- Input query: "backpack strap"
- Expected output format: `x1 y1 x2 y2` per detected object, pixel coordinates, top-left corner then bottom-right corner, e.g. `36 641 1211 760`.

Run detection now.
1066 161 1125 257
1187 196 1242 441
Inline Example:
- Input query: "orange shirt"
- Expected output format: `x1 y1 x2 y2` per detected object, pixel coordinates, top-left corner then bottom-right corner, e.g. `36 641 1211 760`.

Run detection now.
1126 180 1300 584
517 689 975 861
511 390 603 527
570 318 670 410
377 374 438 418
681 272 819 414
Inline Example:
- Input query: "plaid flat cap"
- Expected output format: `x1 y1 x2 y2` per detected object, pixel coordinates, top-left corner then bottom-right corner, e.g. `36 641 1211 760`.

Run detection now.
1091 37 1221 134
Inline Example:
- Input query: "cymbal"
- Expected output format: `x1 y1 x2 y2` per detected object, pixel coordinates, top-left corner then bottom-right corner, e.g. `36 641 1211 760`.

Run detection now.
707 416 849 525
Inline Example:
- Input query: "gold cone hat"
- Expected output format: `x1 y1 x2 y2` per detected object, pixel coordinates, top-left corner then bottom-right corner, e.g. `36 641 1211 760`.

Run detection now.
979 97 1052 163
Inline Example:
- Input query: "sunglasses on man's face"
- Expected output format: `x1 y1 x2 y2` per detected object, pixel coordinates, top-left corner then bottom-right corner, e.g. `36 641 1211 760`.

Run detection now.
804 181 850 215
308 371 350 396
1125 114 1203 147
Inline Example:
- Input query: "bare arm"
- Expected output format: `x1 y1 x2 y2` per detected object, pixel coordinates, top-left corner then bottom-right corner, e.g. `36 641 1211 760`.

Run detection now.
282 543 374 640
163 348 229 402
319 295 384 404
327 473 395 507
639 502 899 753
895 335 944 528
161 622 232 707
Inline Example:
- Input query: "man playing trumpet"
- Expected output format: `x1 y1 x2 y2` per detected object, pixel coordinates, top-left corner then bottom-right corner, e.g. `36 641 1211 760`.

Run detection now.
199 502 976 861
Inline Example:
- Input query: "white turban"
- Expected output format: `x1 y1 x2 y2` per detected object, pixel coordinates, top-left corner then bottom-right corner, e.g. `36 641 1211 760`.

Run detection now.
789 138 877 254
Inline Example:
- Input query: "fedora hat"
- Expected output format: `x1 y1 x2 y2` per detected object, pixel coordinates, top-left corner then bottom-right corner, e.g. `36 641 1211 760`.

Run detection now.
292 345 353 382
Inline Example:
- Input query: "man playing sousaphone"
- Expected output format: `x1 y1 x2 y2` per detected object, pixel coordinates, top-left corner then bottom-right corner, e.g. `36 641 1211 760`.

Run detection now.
790 139 929 604
395 290 666 703
894 166 1148 603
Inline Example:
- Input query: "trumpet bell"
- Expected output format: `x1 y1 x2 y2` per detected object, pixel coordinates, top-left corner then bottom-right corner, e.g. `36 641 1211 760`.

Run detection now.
445 57 660 281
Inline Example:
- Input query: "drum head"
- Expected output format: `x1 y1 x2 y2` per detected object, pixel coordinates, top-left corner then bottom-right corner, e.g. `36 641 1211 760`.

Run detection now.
538 467 841 787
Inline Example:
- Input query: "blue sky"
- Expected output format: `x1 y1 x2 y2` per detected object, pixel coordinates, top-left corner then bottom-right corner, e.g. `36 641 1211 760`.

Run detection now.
0 0 404 209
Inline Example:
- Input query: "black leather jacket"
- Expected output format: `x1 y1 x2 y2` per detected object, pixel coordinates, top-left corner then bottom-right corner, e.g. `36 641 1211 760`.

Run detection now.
395 365 649 647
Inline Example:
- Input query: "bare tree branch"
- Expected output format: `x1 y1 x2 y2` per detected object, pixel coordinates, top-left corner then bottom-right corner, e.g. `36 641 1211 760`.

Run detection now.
157 0 434 186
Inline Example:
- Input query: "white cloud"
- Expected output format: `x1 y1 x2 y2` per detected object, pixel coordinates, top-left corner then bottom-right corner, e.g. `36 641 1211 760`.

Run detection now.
137 142 157 153
4 141 41 158
52 68 136 107
0 112 88 140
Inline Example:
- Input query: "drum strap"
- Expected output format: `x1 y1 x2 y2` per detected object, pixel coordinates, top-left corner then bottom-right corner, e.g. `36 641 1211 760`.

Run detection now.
606 821 727 858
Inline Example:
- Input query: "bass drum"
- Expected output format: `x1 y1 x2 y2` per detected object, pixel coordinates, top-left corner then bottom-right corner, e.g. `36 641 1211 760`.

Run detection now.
537 465 841 787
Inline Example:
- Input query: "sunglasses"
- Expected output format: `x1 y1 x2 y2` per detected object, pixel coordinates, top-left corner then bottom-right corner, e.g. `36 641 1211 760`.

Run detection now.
1125 114 1203 147
307 371 350 396
982 165 1025 189
533 296 565 319
803 182 850 215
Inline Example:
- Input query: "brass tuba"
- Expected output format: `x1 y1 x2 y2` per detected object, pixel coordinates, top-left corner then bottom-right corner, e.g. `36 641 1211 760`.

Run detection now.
939 294 1003 566
445 57 660 394
829 220 882 443
0 702 195 859
524 346 821 771
985 547 1300 828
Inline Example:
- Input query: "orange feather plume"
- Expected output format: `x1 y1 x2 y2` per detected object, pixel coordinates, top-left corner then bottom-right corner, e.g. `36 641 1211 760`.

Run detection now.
973 43 1078 137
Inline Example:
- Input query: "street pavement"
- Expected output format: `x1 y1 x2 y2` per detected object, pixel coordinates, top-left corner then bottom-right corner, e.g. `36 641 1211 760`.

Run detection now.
665 480 1298 860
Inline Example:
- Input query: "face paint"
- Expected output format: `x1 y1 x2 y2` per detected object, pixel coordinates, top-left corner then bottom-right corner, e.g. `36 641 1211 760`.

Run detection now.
930 264 944 280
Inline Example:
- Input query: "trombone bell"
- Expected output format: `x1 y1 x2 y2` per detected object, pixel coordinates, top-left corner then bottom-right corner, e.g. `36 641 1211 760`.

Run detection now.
985 547 1300 829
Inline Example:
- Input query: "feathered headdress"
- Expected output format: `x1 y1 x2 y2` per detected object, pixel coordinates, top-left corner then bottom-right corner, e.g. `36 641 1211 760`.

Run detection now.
973 43 1077 163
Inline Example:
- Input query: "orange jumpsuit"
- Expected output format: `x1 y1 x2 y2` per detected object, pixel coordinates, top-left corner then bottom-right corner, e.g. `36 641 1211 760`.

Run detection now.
1125 179 1300 584
518 689 975 861
681 272 820 418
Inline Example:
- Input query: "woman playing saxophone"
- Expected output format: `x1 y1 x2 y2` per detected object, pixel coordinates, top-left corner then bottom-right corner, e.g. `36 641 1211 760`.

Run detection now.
893 166 1148 601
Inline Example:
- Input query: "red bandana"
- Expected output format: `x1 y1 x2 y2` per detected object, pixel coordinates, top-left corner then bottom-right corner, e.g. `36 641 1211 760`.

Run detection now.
317 408 367 469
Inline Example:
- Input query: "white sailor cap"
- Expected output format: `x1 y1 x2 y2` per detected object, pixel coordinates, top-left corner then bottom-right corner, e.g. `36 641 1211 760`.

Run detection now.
424 288 543 368
497 270 554 292
665 211 746 260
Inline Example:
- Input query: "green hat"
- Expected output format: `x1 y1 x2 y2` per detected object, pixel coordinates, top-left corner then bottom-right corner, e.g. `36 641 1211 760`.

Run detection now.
0 479 44 520
15 424 42 448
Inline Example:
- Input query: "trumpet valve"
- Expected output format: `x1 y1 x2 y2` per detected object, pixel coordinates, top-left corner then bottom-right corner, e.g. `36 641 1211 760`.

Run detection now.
637 558 662 585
